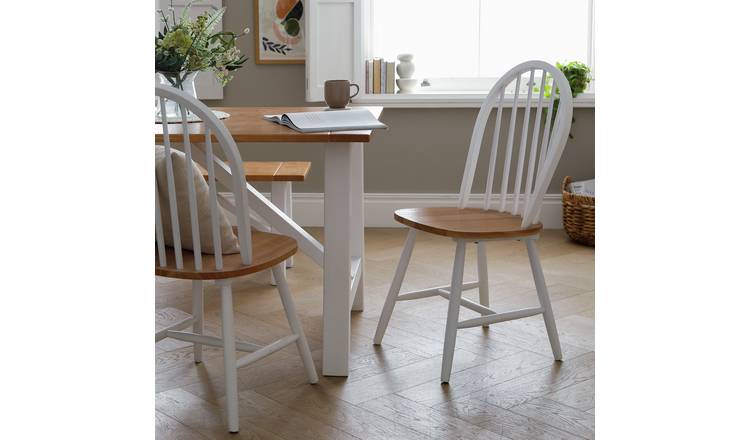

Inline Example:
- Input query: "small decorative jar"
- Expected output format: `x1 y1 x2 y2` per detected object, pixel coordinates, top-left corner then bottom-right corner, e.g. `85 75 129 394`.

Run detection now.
396 54 415 79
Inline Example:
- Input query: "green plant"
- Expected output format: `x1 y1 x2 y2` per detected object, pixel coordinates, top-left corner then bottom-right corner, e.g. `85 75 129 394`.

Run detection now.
155 0 249 89
555 61 592 97
534 61 593 138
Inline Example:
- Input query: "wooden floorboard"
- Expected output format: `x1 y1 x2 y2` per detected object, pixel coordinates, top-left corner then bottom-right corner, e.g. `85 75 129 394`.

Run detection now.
464 351 596 409
156 228 594 439
545 378 595 412
361 394 510 439
509 397 595 439
395 350 552 408
437 396 585 440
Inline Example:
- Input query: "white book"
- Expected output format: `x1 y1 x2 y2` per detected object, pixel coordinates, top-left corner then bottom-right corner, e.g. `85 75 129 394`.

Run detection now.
263 109 387 133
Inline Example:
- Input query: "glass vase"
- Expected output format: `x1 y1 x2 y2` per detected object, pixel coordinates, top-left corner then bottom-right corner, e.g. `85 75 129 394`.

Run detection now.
155 71 199 118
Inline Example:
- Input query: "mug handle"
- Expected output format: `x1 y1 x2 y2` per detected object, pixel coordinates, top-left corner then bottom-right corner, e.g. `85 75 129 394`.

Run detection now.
349 83 360 99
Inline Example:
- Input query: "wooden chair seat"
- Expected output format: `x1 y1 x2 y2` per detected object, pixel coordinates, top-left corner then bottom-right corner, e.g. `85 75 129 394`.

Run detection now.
394 207 542 239
155 230 297 280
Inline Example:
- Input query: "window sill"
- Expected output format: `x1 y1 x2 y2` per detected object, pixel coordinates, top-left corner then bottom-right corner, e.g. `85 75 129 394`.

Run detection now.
352 92 595 109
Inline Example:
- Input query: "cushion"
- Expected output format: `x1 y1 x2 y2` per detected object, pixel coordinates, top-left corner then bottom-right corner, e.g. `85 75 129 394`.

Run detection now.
156 145 240 254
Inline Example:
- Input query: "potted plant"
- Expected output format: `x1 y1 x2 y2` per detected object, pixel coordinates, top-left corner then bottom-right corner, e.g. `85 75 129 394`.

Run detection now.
156 0 249 115
536 61 593 138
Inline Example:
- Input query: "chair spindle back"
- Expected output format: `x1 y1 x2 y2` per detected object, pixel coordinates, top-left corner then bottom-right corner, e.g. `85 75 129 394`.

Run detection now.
155 85 253 269
457 60 574 229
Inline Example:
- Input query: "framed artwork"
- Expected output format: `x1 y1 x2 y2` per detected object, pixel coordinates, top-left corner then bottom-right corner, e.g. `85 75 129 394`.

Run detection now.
254 0 305 64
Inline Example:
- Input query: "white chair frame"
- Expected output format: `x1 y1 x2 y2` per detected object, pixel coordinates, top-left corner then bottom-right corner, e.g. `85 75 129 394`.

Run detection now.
155 85 318 433
373 60 574 382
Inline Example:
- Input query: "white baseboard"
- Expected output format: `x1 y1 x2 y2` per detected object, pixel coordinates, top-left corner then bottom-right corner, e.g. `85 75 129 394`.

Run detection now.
244 192 563 229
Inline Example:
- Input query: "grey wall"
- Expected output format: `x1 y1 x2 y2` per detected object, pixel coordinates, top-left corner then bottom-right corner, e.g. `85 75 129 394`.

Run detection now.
206 0 594 194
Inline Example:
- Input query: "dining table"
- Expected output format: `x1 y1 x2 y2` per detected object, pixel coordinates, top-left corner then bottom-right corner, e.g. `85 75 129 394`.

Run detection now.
156 106 384 376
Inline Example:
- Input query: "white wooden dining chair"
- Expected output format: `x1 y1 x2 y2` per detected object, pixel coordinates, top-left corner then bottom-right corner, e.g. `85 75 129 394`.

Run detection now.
373 60 574 383
154 84 318 433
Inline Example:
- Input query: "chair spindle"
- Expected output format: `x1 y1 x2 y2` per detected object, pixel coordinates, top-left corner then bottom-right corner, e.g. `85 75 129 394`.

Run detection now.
533 80 558 224
499 75 522 212
484 89 505 210
159 97 184 269
512 70 536 215
155 182 166 267
522 70 547 219
179 104 203 270
203 128 225 268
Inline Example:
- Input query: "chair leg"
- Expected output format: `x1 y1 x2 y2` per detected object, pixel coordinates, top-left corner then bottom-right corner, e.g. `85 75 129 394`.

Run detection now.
441 240 467 383
272 265 318 384
219 281 239 433
191 280 204 363
374 228 417 345
476 242 490 328
526 239 563 361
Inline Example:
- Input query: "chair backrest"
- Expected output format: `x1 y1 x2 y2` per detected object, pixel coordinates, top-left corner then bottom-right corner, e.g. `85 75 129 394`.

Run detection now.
155 84 252 270
457 60 574 228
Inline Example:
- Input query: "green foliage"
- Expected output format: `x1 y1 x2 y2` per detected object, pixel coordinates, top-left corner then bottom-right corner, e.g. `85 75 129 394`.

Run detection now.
155 0 249 88
555 61 592 98
531 61 593 139
534 61 593 98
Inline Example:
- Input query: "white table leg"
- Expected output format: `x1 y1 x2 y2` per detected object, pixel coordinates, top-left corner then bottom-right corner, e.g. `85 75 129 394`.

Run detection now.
350 142 365 312
323 142 354 376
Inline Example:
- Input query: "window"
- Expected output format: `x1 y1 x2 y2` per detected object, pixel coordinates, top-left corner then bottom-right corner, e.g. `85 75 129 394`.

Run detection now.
304 0 595 105
372 0 594 91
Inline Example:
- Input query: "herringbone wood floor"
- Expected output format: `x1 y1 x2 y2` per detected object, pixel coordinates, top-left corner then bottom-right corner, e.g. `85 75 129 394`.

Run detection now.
156 228 595 439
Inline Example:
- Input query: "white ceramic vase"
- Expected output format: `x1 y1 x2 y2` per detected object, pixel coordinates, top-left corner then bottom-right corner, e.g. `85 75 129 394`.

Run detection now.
396 54 415 79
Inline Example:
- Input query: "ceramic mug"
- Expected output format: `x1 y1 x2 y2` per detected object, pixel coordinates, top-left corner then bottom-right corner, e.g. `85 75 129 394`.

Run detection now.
324 80 359 109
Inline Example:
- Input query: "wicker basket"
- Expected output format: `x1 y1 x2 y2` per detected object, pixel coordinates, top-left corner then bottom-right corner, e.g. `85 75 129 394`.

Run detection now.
562 176 595 246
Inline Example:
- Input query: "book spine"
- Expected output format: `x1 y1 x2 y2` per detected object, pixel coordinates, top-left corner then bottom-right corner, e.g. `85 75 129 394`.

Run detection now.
373 58 381 94
369 60 374 94
380 61 386 94
386 62 395 94
365 60 370 94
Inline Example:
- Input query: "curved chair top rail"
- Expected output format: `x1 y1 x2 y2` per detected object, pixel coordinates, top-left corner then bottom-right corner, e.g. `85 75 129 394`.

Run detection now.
155 84 252 269
457 60 574 229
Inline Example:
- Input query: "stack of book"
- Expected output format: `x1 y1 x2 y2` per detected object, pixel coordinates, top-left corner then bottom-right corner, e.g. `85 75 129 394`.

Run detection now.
364 58 395 94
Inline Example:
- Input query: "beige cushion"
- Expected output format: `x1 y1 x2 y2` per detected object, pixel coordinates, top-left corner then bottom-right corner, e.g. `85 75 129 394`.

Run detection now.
156 145 240 254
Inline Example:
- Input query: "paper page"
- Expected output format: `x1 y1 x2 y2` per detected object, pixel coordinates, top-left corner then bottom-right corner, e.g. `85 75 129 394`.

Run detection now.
285 109 386 131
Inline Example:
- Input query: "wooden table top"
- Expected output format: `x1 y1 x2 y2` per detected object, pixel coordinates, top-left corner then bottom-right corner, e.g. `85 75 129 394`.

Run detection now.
155 106 384 143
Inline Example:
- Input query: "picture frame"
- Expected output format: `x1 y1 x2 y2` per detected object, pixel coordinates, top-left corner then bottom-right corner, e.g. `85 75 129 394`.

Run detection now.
254 0 305 64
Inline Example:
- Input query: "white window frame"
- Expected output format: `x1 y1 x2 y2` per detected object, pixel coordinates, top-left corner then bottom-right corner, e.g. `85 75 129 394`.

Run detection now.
306 0 595 108
367 0 594 106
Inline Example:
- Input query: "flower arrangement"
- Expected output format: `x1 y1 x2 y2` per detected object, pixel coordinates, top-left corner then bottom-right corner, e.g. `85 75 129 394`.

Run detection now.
155 0 249 89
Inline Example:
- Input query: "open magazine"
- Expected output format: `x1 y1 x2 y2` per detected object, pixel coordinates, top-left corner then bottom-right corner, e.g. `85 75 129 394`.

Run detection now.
263 108 387 133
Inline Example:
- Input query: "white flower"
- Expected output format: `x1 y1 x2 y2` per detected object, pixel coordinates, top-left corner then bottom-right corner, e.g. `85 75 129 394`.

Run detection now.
243 27 250 34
